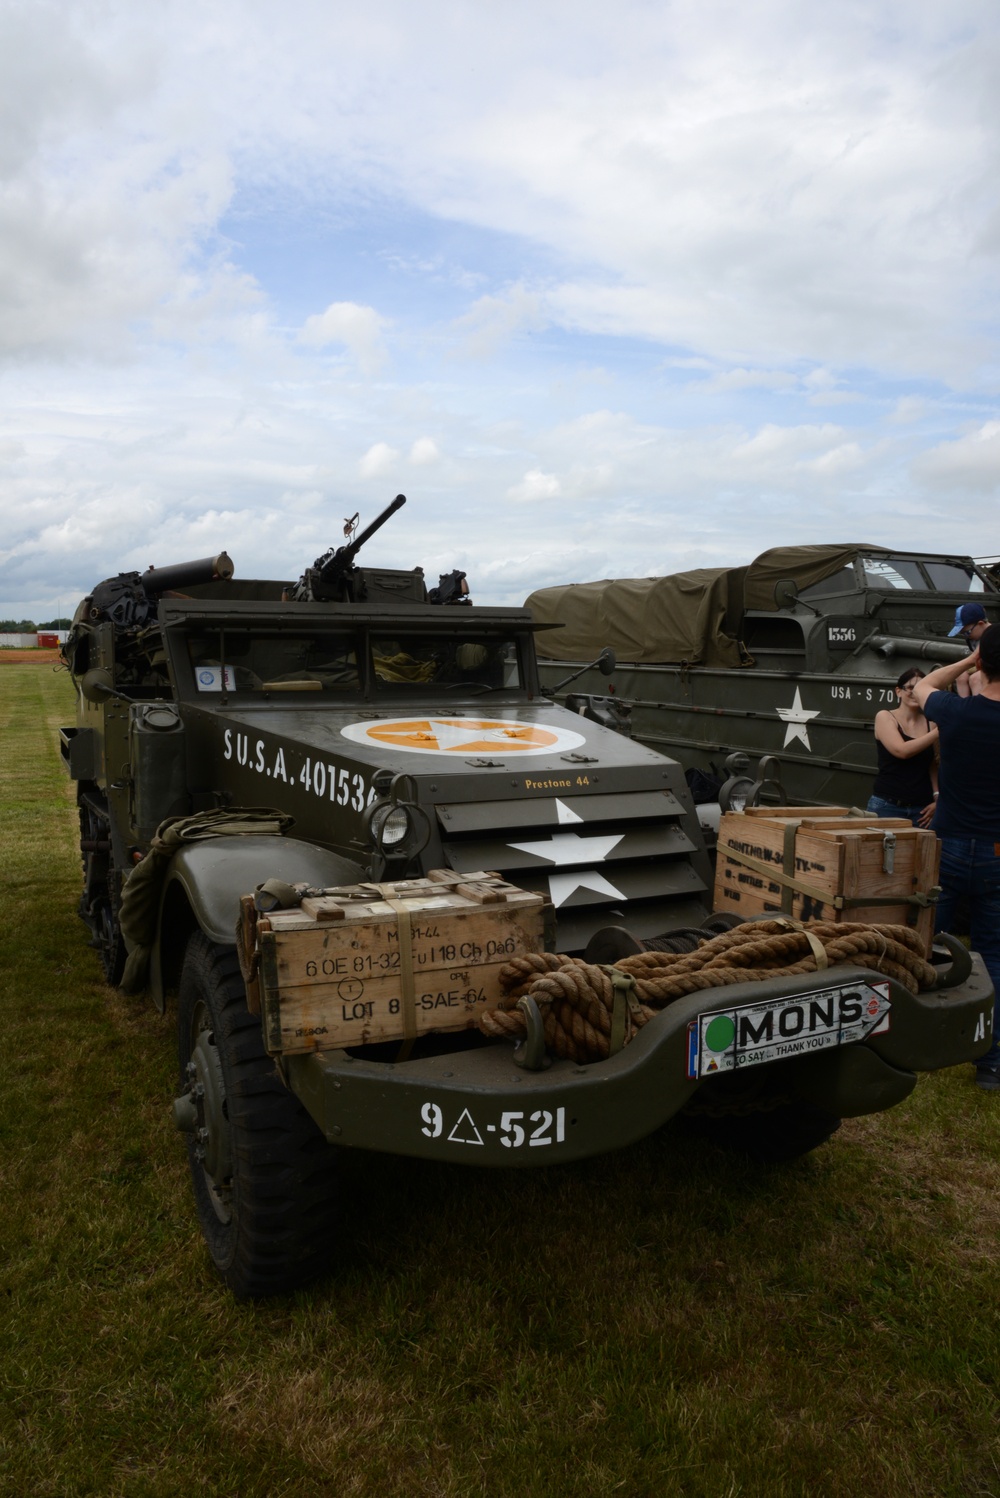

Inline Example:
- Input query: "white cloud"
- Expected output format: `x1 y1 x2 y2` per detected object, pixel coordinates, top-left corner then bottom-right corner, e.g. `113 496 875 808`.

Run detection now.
2 1 1000 618
453 284 547 359
409 437 440 465
914 421 1000 492
507 469 562 503
359 441 399 478
889 396 928 425
298 302 390 375
703 368 795 393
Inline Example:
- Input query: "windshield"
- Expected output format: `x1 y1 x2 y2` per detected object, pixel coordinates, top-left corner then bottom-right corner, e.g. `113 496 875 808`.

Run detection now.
187 629 360 693
371 633 521 692
859 556 927 591
184 626 524 695
922 561 986 593
800 565 857 599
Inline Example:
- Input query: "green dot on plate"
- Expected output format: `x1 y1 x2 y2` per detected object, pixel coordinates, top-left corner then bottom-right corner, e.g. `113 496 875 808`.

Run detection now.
705 1014 735 1052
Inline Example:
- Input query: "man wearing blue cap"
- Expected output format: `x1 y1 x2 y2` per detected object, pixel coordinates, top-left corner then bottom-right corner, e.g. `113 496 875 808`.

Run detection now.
949 603 989 698
914 624 1000 1090
948 602 988 641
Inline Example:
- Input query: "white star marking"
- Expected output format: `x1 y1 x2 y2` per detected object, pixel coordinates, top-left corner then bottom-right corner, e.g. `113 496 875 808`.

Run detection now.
422 719 522 752
776 687 820 750
548 870 627 908
507 831 625 865
555 798 583 825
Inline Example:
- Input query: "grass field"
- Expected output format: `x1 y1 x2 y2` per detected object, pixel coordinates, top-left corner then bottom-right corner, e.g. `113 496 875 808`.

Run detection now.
2 658 999 1497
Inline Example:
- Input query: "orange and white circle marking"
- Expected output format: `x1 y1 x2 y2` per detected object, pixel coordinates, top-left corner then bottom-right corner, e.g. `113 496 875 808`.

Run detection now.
340 715 587 756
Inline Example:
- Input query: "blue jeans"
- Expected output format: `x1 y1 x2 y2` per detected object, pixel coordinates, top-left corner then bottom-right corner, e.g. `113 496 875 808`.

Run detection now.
935 838 1000 1071
866 794 926 828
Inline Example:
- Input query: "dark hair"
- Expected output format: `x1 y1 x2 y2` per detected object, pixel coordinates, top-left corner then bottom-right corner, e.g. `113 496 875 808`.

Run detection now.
978 624 1000 680
896 667 924 690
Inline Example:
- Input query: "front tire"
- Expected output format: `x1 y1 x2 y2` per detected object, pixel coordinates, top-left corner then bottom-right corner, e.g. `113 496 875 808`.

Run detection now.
175 933 340 1298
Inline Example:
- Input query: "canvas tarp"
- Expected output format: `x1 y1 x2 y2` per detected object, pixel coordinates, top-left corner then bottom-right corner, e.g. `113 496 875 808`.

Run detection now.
527 544 889 666
527 569 744 667
742 543 881 610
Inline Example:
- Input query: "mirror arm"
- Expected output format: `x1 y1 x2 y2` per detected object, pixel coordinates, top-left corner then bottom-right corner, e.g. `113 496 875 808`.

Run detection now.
543 650 614 696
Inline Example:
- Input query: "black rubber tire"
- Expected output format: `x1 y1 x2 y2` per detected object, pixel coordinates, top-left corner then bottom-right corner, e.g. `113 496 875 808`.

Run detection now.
78 796 126 985
689 1102 841 1164
176 933 340 1298
700 912 746 936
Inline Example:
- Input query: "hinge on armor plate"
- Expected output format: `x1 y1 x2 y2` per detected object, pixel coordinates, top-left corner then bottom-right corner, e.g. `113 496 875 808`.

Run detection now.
561 752 598 764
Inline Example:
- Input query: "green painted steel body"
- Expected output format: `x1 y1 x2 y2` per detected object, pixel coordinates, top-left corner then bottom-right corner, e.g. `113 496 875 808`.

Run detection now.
286 955 995 1162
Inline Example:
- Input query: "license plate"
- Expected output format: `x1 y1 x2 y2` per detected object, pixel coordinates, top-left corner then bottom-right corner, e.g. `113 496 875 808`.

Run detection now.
686 979 891 1079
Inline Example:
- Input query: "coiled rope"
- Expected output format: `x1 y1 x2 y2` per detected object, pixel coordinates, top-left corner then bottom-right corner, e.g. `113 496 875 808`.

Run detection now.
477 919 938 1064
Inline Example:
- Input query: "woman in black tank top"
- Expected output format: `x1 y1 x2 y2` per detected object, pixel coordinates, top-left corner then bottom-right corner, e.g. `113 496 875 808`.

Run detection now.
867 667 939 827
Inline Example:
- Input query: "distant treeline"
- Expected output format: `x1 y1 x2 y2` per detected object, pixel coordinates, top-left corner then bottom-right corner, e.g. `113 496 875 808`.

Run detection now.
0 618 73 632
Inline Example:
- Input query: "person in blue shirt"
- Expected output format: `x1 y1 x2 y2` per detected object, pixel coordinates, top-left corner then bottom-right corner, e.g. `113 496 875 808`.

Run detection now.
913 625 1000 1090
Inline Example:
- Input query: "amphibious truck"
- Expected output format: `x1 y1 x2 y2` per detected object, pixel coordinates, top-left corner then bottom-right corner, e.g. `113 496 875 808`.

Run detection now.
60 507 992 1296
528 545 997 807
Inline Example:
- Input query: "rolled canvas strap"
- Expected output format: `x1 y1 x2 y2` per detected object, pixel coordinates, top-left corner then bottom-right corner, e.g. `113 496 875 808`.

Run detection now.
385 898 417 1046
781 820 802 915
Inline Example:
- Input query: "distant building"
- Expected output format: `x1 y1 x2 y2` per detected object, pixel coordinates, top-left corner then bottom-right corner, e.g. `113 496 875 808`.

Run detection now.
0 631 68 648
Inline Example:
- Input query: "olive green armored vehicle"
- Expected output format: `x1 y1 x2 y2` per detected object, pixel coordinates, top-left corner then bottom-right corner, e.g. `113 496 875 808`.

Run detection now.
60 509 992 1297
528 545 997 808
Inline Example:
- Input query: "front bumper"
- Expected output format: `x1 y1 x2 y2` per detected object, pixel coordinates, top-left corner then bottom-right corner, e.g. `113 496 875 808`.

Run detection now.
284 957 994 1166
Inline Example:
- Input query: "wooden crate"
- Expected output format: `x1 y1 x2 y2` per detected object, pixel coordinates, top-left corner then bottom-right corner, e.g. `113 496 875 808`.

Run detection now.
713 811 940 953
249 869 548 1055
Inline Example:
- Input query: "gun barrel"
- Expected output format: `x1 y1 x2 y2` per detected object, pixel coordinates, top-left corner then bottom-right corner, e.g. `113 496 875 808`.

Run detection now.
141 552 234 596
348 493 406 557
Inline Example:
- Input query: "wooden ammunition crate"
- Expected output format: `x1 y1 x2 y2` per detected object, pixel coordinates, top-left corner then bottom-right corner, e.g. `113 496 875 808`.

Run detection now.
713 807 940 953
245 869 548 1055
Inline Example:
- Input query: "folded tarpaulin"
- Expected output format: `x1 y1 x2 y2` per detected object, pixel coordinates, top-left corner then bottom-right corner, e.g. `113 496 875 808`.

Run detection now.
742 543 881 611
527 544 886 665
526 568 745 667
118 807 294 994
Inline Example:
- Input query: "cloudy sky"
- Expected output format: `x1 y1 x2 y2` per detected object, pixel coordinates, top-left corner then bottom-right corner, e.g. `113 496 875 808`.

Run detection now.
2 0 999 619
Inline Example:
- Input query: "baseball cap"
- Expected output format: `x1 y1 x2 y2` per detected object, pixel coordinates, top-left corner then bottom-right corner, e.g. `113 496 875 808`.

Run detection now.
948 601 987 636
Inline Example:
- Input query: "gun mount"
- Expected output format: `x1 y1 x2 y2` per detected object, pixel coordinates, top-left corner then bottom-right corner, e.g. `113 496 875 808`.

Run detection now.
293 493 407 603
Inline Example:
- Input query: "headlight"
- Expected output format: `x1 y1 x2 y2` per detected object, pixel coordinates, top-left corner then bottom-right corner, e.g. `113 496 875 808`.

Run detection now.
371 804 411 847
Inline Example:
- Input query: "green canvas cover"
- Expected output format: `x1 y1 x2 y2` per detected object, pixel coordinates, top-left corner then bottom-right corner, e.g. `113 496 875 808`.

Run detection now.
527 544 889 666
742 543 880 610
527 569 744 666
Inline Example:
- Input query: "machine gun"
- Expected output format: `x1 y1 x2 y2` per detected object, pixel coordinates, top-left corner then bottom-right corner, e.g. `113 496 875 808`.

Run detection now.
293 494 407 603
87 552 235 631
428 569 470 606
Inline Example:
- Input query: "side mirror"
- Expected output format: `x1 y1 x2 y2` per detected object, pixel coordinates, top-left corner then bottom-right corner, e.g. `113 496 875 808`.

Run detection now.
545 645 619 697
774 579 799 610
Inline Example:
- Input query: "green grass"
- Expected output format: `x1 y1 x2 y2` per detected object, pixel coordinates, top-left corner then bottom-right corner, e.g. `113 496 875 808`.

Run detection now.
1 659 998 1497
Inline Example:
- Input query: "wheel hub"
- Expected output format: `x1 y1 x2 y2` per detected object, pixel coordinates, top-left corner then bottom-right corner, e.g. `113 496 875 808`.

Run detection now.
175 1011 233 1221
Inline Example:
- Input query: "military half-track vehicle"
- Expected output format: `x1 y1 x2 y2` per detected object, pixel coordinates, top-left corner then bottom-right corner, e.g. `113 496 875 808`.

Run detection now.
528 545 998 808
60 509 993 1297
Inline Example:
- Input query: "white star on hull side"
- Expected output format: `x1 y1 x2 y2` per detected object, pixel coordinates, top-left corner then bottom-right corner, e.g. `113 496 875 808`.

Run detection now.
776 687 820 750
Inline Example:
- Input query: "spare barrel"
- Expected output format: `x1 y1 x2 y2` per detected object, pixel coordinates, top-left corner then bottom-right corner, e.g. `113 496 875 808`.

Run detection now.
141 552 234 596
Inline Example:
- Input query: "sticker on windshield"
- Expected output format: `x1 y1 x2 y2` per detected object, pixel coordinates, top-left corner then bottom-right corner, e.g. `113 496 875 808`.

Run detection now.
686 980 891 1078
340 717 587 756
195 666 236 692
